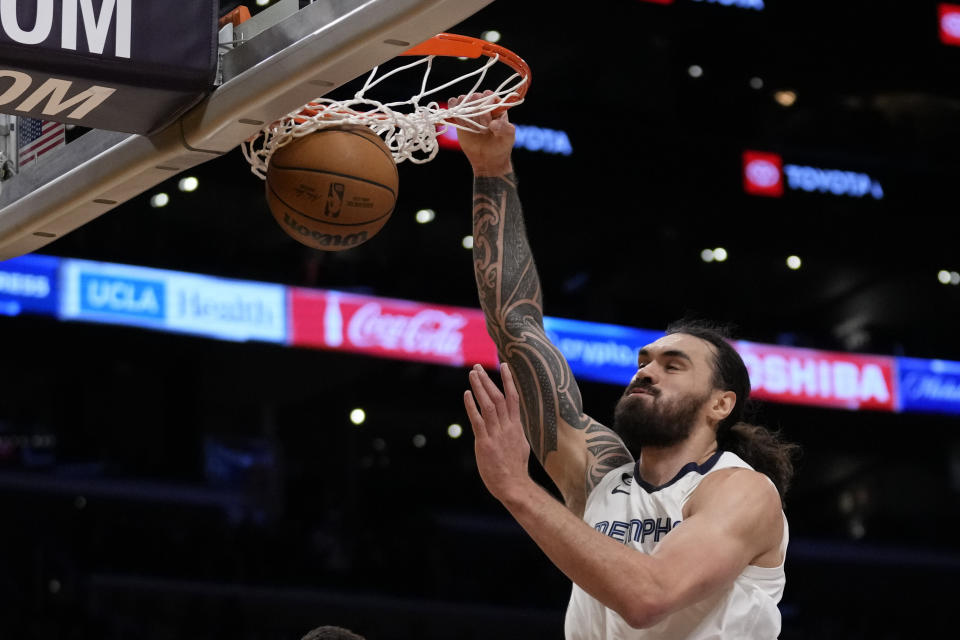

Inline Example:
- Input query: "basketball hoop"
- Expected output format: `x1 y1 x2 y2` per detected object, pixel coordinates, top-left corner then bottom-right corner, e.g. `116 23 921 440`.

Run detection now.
242 33 531 179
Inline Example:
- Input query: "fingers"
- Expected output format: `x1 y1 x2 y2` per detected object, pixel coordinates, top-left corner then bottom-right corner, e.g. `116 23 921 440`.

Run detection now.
468 367 500 431
488 112 513 134
463 390 485 437
474 364 509 421
500 362 521 422
448 90 503 129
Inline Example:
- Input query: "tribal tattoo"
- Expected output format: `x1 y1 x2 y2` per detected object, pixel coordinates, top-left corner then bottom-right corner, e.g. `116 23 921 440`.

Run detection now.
472 175 632 497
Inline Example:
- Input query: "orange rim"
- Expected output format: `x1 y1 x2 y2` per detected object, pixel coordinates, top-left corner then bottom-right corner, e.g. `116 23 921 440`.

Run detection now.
401 33 531 105
290 33 530 123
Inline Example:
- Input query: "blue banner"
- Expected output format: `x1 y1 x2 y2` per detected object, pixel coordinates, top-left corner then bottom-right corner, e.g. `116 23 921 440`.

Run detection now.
6 252 960 418
61 258 286 343
896 357 960 415
544 316 663 386
0 254 60 317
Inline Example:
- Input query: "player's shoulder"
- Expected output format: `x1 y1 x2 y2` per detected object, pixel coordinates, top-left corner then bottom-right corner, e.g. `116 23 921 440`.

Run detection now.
691 465 782 516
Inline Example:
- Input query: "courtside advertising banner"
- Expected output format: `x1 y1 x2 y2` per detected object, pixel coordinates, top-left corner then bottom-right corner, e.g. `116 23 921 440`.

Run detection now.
0 0 219 134
896 357 960 414
61 258 167 329
7 253 960 417
60 258 285 343
544 317 663 387
288 288 498 368
0 253 59 316
735 341 897 412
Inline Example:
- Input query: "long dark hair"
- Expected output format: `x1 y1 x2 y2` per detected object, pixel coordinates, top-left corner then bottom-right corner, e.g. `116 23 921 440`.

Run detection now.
666 319 801 500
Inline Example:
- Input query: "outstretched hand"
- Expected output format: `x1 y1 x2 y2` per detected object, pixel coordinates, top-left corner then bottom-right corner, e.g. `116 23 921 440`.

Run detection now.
464 363 532 503
448 90 516 177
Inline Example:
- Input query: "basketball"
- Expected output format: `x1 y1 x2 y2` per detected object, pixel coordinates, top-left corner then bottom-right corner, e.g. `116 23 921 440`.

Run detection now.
265 126 399 251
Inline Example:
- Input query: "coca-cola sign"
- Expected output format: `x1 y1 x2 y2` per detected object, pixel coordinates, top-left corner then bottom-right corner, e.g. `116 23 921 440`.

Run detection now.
289 288 498 367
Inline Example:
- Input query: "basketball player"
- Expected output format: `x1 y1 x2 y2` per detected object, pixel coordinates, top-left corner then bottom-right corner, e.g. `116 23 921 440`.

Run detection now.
452 92 799 639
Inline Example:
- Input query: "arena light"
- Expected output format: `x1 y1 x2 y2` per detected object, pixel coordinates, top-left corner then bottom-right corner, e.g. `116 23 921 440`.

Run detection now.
787 255 802 270
149 193 169 208
481 30 501 43
749 76 764 90
462 235 474 249
256 0 270 6
774 90 797 107
701 248 715 263
938 270 952 284
178 176 199 192
952 271 960 286
713 247 728 262
447 423 463 439
415 208 435 224
688 64 703 78
412 434 427 448
349 408 366 425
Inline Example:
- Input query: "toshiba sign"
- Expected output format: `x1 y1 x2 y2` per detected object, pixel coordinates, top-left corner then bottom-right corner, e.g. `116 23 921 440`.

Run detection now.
735 342 896 412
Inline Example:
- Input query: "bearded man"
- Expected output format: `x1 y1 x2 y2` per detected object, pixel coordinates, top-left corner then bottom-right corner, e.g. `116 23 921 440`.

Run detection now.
454 92 800 640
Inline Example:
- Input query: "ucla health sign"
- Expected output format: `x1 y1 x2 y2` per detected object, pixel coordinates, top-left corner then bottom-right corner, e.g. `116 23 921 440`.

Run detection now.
61 259 285 343
62 260 166 327
0 253 58 316
166 273 285 343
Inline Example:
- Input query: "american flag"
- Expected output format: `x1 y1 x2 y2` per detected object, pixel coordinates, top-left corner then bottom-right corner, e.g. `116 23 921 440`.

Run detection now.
17 117 65 169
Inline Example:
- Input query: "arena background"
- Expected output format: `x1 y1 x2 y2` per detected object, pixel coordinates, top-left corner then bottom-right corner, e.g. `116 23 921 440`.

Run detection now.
2 1 959 638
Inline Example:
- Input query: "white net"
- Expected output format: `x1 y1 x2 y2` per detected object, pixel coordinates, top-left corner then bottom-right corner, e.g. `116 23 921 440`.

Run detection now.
242 51 528 179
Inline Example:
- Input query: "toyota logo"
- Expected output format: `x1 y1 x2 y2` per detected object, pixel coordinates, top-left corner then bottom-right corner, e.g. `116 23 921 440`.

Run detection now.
745 159 781 188
942 12 960 37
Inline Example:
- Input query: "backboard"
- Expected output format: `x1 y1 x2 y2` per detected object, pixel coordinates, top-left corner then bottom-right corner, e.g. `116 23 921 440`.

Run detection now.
0 0 495 260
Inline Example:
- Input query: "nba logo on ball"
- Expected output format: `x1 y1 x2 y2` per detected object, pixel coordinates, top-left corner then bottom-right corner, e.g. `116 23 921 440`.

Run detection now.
938 4 960 46
742 151 784 197
326 183 345 217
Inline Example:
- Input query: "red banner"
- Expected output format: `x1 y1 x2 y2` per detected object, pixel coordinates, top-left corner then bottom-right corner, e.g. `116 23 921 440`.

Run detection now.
289 288 498 368
734 341 897 412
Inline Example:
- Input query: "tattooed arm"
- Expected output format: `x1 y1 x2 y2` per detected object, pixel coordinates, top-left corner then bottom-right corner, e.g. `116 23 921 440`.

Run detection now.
452 93 633 516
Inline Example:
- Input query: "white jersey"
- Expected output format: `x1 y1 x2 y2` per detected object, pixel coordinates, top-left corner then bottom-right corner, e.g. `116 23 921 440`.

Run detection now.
564 451 787 640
